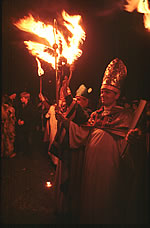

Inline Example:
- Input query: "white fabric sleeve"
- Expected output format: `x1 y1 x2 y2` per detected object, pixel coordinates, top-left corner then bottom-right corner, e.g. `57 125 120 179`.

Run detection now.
69 121 90 149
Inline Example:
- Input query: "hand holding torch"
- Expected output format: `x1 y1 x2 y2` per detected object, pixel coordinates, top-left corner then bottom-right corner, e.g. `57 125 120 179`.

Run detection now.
121 99 147 158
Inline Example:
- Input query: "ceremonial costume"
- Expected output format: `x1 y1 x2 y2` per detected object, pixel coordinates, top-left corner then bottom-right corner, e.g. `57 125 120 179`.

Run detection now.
1 98 16 158
55 58 148 223
69 106 134 223
52 85 91 217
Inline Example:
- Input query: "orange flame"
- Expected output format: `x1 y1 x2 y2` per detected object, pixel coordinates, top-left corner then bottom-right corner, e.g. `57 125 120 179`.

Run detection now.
46 181 52 188
137 0 150 30
36 57 44 76
14 10 86 68
124 0 150 31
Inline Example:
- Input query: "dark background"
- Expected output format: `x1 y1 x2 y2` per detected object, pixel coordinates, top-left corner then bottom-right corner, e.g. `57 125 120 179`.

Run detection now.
2 0 150 108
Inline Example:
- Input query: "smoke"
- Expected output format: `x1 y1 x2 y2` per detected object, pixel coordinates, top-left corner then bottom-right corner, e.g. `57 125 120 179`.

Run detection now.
29 0 70 20
96 0 125 17
8 0 71 22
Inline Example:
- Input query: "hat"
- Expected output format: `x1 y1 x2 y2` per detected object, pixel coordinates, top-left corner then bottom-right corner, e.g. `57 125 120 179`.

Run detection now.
75 84 92 99
20 91 30 99
101 58 127 93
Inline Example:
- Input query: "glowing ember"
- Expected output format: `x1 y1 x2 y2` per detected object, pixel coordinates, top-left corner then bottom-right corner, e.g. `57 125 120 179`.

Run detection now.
124 0 150 31
36 57 44 76
13 10 86 68
46 181 52 188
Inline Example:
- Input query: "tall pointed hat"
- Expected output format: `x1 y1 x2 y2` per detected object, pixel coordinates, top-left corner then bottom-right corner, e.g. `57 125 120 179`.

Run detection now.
101 58 127 93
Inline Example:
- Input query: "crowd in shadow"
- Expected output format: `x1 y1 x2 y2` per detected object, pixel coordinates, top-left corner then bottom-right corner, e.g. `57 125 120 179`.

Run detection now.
1 82 150 224
2 90 150 160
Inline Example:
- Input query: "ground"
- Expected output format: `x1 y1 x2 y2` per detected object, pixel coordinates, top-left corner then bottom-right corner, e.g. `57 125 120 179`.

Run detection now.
0 134 70 224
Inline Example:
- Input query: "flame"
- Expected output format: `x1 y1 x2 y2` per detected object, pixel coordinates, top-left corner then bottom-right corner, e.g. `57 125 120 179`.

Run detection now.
46 181 52 188
137 0 150 30
36 57 44 76
124 0 140 12
14 10 86 68
124 0 150 31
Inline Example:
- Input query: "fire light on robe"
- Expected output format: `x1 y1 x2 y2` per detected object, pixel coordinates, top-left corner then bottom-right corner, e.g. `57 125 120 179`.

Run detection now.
13 10 86 68
124 0 150 31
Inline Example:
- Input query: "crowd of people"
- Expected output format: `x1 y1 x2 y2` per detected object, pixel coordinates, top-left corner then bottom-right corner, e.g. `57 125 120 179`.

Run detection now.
1 91 41 159
1 58 150 224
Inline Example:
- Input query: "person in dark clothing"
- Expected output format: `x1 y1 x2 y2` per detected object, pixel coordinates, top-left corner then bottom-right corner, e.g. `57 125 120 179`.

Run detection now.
52 79 93 220
15 91 36 156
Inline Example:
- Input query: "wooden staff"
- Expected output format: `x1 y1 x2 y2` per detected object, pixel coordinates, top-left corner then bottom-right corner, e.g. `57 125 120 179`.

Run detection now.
54 51 59 105
53 19 59 105
40 77 42 94
121 99 147 158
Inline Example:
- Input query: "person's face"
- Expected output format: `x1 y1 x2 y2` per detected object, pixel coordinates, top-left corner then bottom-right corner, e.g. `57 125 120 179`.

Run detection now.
20 96 28 104
61 100 67 112
76 96 88 108
9 93 16 100
100 89 120 107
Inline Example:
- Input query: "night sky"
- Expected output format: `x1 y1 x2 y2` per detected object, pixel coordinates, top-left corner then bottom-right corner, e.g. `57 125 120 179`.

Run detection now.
2 0 150 107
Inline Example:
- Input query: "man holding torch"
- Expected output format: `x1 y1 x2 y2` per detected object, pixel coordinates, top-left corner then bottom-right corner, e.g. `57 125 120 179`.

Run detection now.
55 58 148 224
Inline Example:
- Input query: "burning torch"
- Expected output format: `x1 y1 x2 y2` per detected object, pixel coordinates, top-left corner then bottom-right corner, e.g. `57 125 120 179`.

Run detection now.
13 10 86 105
35 57 44 93
35 57 45 131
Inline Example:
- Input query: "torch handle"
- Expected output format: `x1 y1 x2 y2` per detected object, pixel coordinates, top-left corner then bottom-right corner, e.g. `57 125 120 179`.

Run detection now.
40 77 42 94
121 99 147 158
68 70 72 85
55 62 59 105
129 99 147 129
53 18 59 105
